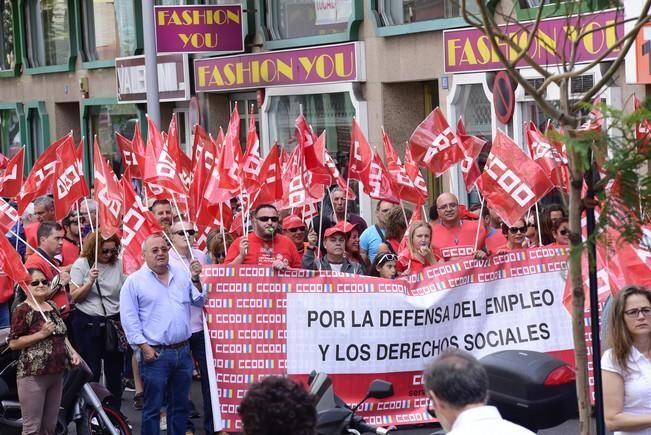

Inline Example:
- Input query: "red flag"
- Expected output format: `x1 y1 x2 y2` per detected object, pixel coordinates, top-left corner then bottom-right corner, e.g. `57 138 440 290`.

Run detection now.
296 115 332 186
476 130 554 227
408 108 465 176
634 96 650 153
75 139 90 197
363 151 400 204
191 125 216 173
0 233 30 283
94 138 123 239
121 178 163 274
196 201 233 230
53 137 89 221
382 129 426 205
166 114 192 193
143 116 185 195
0 147 24 198
404 144 429 200
203 107 242 205
250 143 284 208
242 108 262 192
347 118 373 181
0 153 7 170
456 117 484 192
525 122 570 191
0 198 19 234
116 133 140 179
189 143 213 221
18 133 72 214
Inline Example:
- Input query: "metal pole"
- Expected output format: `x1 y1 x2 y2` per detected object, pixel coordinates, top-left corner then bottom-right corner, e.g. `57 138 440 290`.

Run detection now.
142 0 160 127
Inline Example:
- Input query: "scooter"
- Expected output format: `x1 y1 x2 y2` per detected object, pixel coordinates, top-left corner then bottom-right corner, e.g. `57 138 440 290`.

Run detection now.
0 327 131 435
308 371 395 435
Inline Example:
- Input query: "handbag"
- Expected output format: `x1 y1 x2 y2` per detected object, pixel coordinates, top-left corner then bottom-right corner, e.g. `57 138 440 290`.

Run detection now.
95 281 128 353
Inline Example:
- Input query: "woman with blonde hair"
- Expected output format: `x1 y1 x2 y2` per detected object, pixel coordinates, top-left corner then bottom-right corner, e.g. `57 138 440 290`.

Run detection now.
397 221 436 274
601 285 651 433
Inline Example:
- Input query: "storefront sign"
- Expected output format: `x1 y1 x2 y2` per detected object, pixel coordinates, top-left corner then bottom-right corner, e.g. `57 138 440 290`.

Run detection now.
443 10 624 73
115 54 190 103
154 5 244 54
194 42 365 92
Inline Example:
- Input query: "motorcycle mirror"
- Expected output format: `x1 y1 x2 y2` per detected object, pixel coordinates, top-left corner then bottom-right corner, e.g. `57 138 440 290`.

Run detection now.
367 379 393 399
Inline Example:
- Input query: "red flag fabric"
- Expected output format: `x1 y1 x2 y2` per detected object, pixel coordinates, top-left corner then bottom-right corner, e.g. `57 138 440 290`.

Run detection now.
190 142 214 221
53 137 88 221
634 96 650 153
0 197 19 234
476 130 554 227
191 125 216 173
75 139 90 197
0 153 7 170
0 147 24 198
203 107 242 204
116 133 141 179
525 122 570 191
382 129 426 205
143 116 185 195
347 119 373 182
18 133 72 214
404 144 429 200
297 115 332 186
408 108 465 176
456 117 484 192
278 146 315 210
166 114 192 193
363 151 400 204
242 109 262 192
94 139 123 239
196 202 233 231
0 233 30 283
121 178 163 274
250 144 284 209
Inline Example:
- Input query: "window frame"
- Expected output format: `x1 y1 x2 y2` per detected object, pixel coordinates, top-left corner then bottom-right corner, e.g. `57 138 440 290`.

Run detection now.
256 0 363 50
0 0 22 78
0 102 26 158
24 101 49 169
368 0 469 37
514 0 616 20
18 0 79 74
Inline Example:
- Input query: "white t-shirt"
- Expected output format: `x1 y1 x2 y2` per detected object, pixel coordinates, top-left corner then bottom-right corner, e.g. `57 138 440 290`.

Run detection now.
448 406 534 435
601 347 651 435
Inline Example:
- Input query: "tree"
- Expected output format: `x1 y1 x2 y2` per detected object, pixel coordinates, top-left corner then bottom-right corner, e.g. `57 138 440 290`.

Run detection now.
458 1 651 434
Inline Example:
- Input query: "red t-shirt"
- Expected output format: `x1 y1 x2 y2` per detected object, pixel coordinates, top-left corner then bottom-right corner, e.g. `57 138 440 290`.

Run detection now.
397 253 428 274
224 232 302 269
485 228 507 254
431 220 486 261
60 238 80 267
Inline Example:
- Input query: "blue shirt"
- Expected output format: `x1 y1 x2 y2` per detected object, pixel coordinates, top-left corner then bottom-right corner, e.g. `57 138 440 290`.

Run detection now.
360 225 385 263
119 262 206 347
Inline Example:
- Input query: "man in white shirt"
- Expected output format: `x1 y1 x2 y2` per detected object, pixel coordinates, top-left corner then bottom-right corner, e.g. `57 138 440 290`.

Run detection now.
424 349 534 435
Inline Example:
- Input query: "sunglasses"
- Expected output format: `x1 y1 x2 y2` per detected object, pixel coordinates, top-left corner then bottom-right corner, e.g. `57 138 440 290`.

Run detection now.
30 279 50 287
257 216 279 223
558 229 569 236
151 246 169 254
174 229 196 236
102 248 119 255
508 226 527 234
287 227 306 233
377 253 398 265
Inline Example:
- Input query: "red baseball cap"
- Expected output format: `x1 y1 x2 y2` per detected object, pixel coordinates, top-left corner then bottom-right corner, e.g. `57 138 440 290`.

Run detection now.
323 221 357 238
283 215 305 230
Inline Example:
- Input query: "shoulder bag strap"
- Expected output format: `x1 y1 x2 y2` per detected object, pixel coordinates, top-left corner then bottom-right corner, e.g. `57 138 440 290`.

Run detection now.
375 224 386 243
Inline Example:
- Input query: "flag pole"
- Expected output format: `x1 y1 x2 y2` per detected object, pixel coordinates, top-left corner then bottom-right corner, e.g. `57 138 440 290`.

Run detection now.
534 201 543 247
21 282 47 321
317 195 325 257
94 205 99 264
219 202 229 254
343 178 350 225
84 197 95 234
328 187 337 223
162 231 191 274
75 203 84 252
172 193 195 261
473 195 485 253
399 201 409 229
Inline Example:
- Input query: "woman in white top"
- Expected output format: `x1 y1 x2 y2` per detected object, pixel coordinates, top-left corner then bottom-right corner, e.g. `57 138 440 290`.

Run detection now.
602 285 651 434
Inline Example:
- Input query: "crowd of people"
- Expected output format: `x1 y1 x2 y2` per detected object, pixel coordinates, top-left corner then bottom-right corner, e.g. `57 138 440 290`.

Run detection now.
3 187 644 435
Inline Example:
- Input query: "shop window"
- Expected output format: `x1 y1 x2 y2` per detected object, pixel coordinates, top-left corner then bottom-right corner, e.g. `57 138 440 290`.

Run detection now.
0 109 22 157
27 107 47 167
264 0 354 40
23 0 71 68
515 0 617 20
81 0 137 62
1 0 16 71
375 0 478 26
85 103 139 177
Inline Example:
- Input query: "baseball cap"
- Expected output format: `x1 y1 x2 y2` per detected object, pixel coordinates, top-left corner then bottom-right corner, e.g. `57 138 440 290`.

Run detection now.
283 215 305 230
323 221 357 238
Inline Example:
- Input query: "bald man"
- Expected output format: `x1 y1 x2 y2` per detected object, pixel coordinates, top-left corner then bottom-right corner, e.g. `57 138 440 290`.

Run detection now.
431 193 487 262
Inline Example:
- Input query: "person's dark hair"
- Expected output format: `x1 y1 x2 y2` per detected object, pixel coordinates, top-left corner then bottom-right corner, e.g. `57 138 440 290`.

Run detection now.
541 203 567 244
551 217 569 233
254 204 278 217
37 221 63 244
150 199 171 211
423 349 488 409
384 207 411 240
369 252 398 277
81 232 121 267
428 204 438 221
62 213 77 228
238 376 316 435
501 218 525 235
606 285 651 373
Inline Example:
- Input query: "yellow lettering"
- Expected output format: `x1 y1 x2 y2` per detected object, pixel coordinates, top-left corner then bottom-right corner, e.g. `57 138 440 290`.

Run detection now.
334 52 354 77
182 10 194 25
157 10 169 26
276 59 293 80
224 64 237 85
299 56 317 77
447 38 461 66
197 66 208 87
315 55 334 79
605 19 619 51
563 25 579 44
460 39 478 65
260 59 277 82
179 33 191 48
236 62 252 84
535 27 557 56
226 9 241 24
583 22 604 54
476 36 492 64
168 10 182 25
207 66 225 87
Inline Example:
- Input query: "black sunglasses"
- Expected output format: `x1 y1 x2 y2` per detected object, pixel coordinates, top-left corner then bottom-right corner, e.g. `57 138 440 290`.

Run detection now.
257 216 279 223
30 279 50 287
174 229 196 236
102 248 119 255
558 229 569 236
287 227 306 233
508 226 527 234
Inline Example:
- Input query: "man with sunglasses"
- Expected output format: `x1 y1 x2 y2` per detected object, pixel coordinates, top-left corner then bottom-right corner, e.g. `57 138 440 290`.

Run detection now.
431 193 487 262
224 204 302 270
168 221 214 435
424 349 533 434
282 215 309 256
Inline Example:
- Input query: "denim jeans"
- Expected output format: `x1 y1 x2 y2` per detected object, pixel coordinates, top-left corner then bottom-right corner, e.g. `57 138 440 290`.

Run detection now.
140 343 193 435
189 330 214 434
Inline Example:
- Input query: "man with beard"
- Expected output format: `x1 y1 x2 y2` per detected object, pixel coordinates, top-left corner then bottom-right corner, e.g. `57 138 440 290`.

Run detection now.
431 193 487 262
224 204 302 270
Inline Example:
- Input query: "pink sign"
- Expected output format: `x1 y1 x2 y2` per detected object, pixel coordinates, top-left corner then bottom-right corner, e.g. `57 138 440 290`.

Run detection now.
194 42 365 92
443 10 624 73
155 5 243 54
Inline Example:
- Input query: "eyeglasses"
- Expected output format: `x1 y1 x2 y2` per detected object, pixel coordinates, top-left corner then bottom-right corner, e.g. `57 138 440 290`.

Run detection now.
508 226 527 234
426 398 436 419
624 307 651 318
558 229 569 236
151 246 169 254
287 227 306 233
377 253 398 265
257 216 279 223
174 229 196 236
437 203 458 211
30 279 50 287
102 248 119 255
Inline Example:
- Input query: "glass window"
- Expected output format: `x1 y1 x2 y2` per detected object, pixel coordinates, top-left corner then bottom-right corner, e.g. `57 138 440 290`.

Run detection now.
377 0 478 25
265 0 352 40
81 0 136 61
27 108 44 163
0 109 22 157
86 104 139 177
1 0 16 71
24 0 70 67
